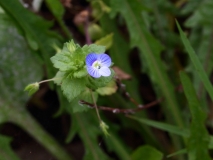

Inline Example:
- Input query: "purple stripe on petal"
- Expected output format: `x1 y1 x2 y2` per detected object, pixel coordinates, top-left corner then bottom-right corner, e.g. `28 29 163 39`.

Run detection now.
86 53 98 66
87 66 101 78
98 54 111 67
99 66 111 77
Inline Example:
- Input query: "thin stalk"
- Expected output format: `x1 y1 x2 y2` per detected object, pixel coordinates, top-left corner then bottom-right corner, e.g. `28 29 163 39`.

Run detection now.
38 77 62 84
90 89 101 122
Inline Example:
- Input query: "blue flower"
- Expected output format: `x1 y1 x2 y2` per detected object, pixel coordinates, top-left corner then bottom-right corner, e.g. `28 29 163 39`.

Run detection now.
86 53 112 78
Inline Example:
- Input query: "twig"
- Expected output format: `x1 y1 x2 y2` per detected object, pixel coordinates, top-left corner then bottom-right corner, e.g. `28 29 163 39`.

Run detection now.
114 76 140 107
79 98 163 114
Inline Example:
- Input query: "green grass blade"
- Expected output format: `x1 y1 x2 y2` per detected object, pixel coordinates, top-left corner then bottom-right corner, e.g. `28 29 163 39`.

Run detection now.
127 116 189 137
177 20 213 101
180 71 211 160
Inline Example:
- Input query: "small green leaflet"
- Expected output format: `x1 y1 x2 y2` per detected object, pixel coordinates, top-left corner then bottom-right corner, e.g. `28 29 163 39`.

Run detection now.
61 77 87 102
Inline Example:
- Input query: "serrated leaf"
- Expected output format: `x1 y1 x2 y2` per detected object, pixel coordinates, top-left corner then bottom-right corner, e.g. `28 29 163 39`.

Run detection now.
54 71 65 85
73 67 88 78
71 89 98 113
96 80 117 95
50 50 74 71
180 71 211 160
95 33 113 50
61 78 86 102
131 145 163 160
0 135 20 160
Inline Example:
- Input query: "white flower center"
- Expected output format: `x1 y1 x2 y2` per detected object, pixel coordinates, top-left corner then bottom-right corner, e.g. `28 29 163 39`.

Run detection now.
92 60 102 69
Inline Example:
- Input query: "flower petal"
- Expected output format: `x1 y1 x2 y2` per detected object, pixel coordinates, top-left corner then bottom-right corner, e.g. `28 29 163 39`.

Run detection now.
99 66 111 77
98 54 111 67
86 53 98 66
87 66 101 78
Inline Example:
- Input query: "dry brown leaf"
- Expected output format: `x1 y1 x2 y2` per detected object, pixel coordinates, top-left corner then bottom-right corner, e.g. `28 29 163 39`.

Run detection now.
74 10 89 25
112 66 132 80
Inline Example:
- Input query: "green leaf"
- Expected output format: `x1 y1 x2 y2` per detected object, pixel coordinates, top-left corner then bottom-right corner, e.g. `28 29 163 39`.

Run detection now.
24 82 39 96
131 145 163 160
82 44 106 54
51 50 75 72
53 71 65 85
128 116 189 137
87 69 115 90
96 80 117 95
45 0 64 19
180 71 211 160
61 78 86 102
104 132 132 160
75 113 110 160
70 89 98 113
110 0 184 129
73 67 88 78
176 20 213 101
168 135 213 158
0 13 42 106
0 0 62 78
0 135 20 160
95 33 114 50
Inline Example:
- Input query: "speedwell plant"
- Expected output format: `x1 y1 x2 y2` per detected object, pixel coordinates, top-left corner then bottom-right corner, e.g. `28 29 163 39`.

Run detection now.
25 40 115 135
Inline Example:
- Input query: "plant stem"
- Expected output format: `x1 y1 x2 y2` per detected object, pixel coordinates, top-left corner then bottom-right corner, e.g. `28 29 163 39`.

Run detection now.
39 77 62 84
90 90 101 122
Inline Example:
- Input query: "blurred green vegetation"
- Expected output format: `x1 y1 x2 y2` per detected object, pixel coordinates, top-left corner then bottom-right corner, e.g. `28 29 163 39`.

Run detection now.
0 0 213 160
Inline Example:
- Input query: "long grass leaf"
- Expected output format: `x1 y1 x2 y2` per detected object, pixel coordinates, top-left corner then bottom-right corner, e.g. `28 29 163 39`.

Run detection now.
177 21 213 101
180 71 211 160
